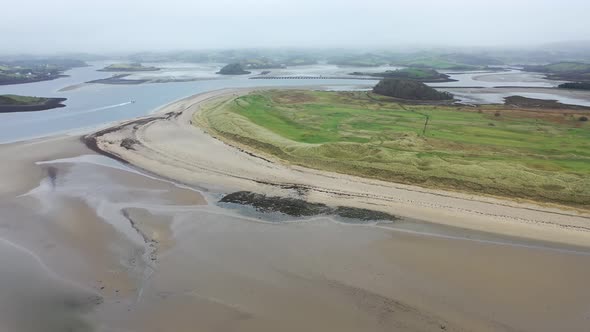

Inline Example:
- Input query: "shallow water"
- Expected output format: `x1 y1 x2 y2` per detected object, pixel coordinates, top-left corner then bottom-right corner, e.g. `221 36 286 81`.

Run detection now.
430 69 564 88
0 62 377 142
0 227 100 332
32 154 590 259
440 87 590 106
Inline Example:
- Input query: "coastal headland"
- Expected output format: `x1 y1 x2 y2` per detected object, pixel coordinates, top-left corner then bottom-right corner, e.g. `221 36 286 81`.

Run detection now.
85 88 590 246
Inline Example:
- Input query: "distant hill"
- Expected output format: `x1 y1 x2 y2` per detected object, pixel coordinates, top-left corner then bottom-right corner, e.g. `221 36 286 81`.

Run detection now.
372 79 453 101
389 53 503 71
239 57 316 69
350 68 454 82
240 57 281 69
540 40 590 51
523 62 590 82
328 53 390 67
99 63 160 72
524 62 590 73
5 58 87 68
328 52 502 70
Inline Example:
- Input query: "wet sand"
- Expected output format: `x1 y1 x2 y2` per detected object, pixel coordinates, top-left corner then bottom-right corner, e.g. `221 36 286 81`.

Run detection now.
0 137 205 331
2 94 590 331
0 238 100 332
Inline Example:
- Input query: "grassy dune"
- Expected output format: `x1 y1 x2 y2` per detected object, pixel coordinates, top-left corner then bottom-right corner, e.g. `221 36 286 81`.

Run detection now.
196 90 590 207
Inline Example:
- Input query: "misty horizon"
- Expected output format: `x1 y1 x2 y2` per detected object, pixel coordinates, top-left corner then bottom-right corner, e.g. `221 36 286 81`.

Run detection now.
3 0 590 54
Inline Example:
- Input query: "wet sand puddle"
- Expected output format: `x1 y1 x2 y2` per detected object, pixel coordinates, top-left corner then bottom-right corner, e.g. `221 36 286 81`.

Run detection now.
4 153 590 332
0 237 101 332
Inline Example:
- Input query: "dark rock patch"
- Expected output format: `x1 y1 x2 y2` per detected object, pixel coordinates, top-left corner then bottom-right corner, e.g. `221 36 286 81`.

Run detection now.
220 191 397 222
220 191 331 217
120 137 140 150
334 206 398 222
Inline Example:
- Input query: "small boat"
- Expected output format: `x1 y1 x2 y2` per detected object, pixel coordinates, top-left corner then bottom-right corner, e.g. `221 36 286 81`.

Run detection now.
131 100 136 103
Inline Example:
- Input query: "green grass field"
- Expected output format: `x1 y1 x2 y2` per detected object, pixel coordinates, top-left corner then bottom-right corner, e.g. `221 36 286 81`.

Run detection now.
400 68 437 78
197 90 590 207
0 94 48 105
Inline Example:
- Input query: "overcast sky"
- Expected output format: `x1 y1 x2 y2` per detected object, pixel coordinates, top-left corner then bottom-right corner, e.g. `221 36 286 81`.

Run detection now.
3 0 590 53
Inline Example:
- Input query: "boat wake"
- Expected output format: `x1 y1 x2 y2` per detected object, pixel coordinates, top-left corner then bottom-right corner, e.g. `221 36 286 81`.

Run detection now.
16 101 134 124
68 101 134 117
88 101 133 112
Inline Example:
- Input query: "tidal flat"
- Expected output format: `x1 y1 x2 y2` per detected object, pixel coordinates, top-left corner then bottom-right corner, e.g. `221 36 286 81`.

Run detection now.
2 134 590 332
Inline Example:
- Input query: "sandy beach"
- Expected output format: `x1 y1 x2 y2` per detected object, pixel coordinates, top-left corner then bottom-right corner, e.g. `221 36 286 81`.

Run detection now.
1 89 590 331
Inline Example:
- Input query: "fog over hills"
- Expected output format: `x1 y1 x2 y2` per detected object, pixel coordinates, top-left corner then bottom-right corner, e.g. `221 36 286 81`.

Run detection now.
2 0 590 54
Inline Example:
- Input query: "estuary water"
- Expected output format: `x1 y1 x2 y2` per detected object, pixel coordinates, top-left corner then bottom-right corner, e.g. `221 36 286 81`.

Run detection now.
0 62 377 142
1 62 589 142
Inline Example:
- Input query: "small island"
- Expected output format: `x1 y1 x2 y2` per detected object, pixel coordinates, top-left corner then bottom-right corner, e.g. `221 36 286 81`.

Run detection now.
558 82 590 90
395 54 498 71
350 68 454 83
372 79 453 100
98 63 160 72
217 63 251 75
0 94 67 113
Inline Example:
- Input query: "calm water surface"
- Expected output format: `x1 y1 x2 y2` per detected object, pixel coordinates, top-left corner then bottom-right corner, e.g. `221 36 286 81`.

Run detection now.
0 62 377 142
1 63 588 142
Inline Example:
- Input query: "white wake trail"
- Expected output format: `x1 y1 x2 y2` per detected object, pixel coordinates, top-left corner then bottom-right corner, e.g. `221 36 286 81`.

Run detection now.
16 101 134 124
